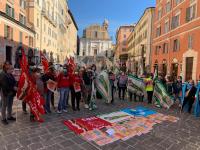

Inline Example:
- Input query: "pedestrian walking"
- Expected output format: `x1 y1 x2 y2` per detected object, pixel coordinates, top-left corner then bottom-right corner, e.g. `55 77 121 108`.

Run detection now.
57 65 70 114
118 71 128 100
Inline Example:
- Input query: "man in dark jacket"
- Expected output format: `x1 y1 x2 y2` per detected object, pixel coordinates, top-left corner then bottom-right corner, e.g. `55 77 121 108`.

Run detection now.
0 61 17 125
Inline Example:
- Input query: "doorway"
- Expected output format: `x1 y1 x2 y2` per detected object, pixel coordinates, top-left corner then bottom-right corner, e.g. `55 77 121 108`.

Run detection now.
185 57 193 81
6 46 12 63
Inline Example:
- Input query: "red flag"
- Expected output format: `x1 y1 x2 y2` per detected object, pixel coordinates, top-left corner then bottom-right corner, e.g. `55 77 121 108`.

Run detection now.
17 51 45 122
40 51 49 73
20 48 28 73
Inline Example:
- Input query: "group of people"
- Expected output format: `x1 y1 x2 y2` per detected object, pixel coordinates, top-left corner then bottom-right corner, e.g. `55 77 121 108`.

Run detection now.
0 61 97 124
0 60 199 125
110 70 199 115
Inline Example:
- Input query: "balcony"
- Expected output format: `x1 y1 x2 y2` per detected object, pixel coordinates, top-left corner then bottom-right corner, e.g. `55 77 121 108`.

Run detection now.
42 7 57 27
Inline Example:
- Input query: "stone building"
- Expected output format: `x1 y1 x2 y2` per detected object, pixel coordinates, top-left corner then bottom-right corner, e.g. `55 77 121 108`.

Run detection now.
0 0 35 67
152 0 200 82
115 25 135 66
79 20 113 57
127 7 155 75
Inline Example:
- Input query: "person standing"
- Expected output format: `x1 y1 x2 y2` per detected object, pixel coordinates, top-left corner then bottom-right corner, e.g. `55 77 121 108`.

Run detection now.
41 66 56 113
0 61 17 125
82 68 93 109
181 80 197 113
144 74 154 104
57 65 70 114
30 68 44 121
109 71 115 103
118 72 128 100
71 71 82 111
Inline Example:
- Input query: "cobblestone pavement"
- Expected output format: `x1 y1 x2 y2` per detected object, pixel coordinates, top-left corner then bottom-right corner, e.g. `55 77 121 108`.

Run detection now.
1 97 200 150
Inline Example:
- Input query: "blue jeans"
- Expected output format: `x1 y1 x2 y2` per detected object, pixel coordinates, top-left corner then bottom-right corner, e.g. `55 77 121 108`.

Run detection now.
45 90 53 113
58 88 69 111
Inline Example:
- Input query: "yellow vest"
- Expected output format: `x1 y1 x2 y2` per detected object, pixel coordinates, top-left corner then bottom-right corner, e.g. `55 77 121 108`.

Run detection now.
145 78 153 91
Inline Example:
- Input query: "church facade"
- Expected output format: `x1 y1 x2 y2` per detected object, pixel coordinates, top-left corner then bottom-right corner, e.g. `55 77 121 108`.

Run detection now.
79 20 113 57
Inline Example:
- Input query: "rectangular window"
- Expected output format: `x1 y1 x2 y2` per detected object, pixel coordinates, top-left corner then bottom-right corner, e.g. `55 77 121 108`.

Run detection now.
171 14 180 29
173 39 180 51
29 36 33 47
19 14 26 25
95 31 98 38
175 0 183 6
188 35 193 49
155 46 160 55
37 18 39 27
165 2 171 13
164 20 170 33
4 25 13 40
156 26 161 37
158 9 162 20
6 4 14 18
186 4 196 22
19 32 23 43
122 48 126 51
20 0 26 9
163 43 168 53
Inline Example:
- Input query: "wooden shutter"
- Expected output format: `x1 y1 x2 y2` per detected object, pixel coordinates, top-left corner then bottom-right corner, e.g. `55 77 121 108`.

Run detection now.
6 4 9 15
4 24 7 38
12 8 14 18
177 39 180 51
192 4 196 20
10 27 13 40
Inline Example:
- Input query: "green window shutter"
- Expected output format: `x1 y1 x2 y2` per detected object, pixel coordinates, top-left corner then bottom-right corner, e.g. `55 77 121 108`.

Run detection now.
12 8 15 18
4 25 7 38
6 4 9 15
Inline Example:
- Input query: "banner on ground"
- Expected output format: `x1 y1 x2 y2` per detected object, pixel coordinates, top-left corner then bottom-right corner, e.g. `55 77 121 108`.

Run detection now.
153 79 174 109
63 116 112 134
96 70 112 103
122 106 157 117
98 111 132 123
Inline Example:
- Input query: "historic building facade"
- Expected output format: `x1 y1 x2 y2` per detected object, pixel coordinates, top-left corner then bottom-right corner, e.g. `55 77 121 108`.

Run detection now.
115 25 134 65
26 0 77 63
127 7 155 74
152 0 200 82
79 20 113 57
0 0 35 67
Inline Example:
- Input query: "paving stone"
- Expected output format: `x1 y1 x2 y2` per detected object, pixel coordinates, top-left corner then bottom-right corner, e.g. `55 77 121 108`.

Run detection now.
28 143 43 150
6 143 21 150
59 140 75 148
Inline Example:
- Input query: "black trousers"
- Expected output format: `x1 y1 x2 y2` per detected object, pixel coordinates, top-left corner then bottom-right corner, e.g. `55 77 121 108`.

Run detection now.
147 91 153 104
182 97 195 113
22 101 26 112
119 87 126 100
51 93 55 107
111 86 115 103
71 87 81 110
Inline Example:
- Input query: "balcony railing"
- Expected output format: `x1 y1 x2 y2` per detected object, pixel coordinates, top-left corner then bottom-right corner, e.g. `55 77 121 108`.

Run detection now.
42 7 57 27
